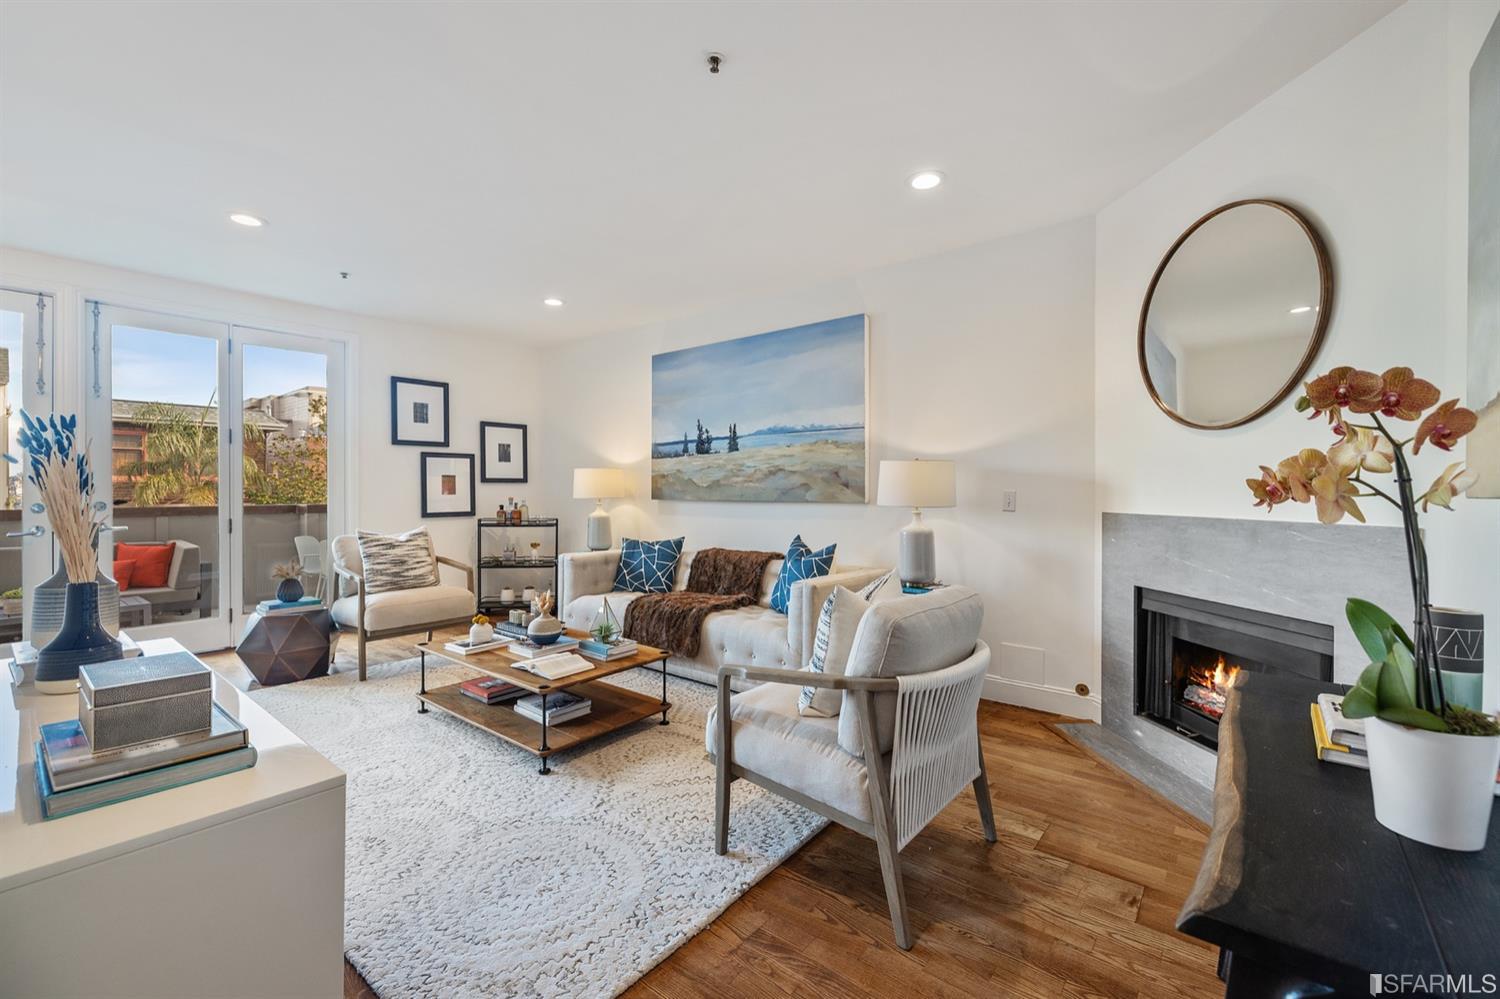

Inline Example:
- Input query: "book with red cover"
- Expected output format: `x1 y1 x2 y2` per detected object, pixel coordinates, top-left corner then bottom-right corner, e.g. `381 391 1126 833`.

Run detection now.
459 676 524 704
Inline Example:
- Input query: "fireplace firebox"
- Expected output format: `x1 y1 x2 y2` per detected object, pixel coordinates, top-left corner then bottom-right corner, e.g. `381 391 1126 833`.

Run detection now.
1135 588 1333 748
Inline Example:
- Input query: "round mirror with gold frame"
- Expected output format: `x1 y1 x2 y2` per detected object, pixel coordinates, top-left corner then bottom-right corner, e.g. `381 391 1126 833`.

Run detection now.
1138 199 1333 430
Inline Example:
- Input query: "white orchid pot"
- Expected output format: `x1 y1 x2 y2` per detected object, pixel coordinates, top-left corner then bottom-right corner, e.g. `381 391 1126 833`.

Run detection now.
1364 717 1500 851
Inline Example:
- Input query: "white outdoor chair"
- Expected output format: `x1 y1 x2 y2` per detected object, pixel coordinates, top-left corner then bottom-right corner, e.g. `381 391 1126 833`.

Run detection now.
294 535 326 600
706 586 995 949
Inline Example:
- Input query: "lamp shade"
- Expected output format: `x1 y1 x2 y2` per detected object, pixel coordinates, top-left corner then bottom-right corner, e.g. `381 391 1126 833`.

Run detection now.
573 467 627 500
877 459 956 509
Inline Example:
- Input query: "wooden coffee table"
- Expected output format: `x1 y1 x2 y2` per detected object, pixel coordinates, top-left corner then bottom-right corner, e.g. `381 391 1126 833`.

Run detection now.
415 630 670 774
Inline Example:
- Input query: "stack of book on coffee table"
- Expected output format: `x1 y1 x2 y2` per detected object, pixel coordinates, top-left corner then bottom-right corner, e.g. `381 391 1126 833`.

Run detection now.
33 652 256 819
514 691 591 724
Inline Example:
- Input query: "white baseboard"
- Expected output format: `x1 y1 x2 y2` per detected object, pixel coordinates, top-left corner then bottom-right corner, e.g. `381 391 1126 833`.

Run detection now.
983 674 1101 722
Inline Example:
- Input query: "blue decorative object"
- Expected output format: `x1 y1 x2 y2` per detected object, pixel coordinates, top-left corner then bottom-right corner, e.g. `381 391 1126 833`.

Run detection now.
276 576 305 603
35 582 123 695
613 537 685 593
770 535 836 614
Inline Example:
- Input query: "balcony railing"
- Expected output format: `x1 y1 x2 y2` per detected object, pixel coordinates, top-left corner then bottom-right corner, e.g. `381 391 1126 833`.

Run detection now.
0 504 329 609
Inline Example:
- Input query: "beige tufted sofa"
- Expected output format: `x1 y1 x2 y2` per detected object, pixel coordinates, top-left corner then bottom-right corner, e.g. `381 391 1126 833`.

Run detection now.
558 549 888 688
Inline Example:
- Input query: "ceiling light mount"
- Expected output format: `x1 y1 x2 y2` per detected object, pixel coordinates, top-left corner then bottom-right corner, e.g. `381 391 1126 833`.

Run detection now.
229 212 266 227
707 52 724 75
908 171 944 191
543 297 564 307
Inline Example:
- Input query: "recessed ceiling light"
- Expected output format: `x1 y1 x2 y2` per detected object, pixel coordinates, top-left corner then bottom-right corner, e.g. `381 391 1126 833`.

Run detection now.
1288 305 1314 314
229 212 266 227
543 297 564 307
908 171 944 191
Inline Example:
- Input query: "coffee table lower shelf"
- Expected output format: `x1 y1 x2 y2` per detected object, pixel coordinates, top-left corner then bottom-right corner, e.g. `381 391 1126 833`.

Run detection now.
417 679 670 773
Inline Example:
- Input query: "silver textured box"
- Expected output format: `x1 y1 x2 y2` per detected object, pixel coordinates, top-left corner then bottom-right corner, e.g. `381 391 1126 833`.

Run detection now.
79 652 213 751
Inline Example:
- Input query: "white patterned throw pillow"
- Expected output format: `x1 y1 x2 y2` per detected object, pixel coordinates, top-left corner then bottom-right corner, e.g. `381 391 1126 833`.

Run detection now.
799 585 868 717
357 527 440 594
859 568 901 604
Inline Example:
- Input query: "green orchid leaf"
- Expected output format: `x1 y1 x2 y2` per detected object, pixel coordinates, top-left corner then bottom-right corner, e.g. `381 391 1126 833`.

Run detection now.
1341 660 1384 719
1346 598 1415 661
1375 705 1450 732
1377 640 1418 710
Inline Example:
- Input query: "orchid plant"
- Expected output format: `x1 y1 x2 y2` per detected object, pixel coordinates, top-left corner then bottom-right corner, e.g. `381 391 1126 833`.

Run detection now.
1247 366 1496 736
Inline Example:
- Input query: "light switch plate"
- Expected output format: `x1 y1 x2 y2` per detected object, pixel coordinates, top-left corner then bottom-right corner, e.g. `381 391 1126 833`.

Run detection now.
1002 490 1017 512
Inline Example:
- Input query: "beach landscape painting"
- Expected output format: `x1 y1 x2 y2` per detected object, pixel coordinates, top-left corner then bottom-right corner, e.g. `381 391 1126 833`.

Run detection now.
651 315 868 502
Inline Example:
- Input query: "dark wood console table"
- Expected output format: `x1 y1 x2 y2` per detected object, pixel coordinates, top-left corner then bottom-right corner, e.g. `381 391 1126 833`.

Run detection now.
1177 671 1499 998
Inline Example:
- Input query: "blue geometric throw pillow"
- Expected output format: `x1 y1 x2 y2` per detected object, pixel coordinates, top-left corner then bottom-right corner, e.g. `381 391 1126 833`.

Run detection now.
614 537 685 593
769 534 837 614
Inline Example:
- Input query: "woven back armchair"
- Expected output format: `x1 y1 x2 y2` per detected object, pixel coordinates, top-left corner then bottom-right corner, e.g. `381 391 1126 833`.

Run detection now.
706 586 994 949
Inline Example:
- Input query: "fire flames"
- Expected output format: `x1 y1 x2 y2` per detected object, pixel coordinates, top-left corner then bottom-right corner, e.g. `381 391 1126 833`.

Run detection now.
1183 655 1241 720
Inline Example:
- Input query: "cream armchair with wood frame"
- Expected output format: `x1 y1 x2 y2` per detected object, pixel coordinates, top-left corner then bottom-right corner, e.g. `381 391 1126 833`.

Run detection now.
706 586 994 950
328 535 476 680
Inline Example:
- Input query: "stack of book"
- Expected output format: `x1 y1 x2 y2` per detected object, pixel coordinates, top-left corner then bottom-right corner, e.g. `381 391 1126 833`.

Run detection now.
444 636 512 656
459 676 525 705
255 597 322 616
495 622 532 641
508 636 581 659
35 704 255 819
1310 693 1368 769
514 691 591 724
579 637 637 661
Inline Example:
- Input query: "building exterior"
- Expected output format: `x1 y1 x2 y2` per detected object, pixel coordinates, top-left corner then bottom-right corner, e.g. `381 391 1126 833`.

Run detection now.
244 386 326 439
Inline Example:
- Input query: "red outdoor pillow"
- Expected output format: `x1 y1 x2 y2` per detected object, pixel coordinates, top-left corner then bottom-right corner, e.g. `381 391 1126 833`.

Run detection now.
113 559 137 591
116 542 174 589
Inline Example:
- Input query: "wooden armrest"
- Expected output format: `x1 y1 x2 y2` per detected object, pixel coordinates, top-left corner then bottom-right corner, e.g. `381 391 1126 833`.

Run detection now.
716 664 899 692
436 555 475 595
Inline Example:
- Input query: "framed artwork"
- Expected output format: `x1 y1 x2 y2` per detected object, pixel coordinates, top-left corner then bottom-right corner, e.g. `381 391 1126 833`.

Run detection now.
420 452 475 518
480 421 528 482
650 314 868 503
391 376 450 446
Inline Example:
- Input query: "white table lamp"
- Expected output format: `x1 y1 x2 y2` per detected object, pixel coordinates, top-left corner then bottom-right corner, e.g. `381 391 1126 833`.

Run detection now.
877 459 956 585
573 467 627 551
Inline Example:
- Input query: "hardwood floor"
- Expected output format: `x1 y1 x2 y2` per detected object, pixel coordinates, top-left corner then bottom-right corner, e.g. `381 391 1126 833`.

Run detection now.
203 630 1221 999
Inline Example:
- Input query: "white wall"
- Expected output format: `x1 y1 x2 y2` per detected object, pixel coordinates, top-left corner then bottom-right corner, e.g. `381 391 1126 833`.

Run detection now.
1094 0 1500 707
536 218 1100 716
0 247 539 571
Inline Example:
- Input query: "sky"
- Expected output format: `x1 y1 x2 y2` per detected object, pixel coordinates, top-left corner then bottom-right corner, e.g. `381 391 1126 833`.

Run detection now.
651 314 866 442
112 327 327 404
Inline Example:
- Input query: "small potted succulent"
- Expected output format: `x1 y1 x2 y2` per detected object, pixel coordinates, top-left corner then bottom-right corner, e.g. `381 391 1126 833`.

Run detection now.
272 561 305 603
1247 365 1499 851
1 588 22 617
469 613 494 646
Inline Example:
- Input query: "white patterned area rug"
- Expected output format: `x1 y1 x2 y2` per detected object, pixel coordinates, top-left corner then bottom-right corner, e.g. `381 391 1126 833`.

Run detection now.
250 657 825 999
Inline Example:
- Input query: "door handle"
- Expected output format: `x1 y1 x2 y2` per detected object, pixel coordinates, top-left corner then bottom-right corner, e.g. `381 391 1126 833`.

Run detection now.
5 525 45 539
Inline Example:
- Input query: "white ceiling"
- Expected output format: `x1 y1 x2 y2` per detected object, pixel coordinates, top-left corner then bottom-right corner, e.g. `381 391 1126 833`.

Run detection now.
0 1 1398 340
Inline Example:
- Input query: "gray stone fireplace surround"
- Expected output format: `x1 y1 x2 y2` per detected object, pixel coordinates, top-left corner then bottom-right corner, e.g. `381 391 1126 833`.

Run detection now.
1068 513 1410 821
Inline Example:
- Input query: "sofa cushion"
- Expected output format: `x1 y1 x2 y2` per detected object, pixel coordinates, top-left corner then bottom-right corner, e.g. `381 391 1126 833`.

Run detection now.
562 591 646 634
114 559 138 591
860 568 901 603
837 587 984 757
117 542 174 589
800 585 866 717
769 535 836 614
702 605 794 670
356 528 438 594
331 584 473 632
613 537 685 593
706 681 874 823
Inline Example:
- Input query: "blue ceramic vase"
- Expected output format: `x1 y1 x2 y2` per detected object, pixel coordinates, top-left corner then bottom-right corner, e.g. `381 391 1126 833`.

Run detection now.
35 581 124 695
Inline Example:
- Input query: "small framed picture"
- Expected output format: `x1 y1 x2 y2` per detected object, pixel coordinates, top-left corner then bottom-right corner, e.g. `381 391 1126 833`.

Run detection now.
420 452 475 517
391 377 450 446
480 421 528 483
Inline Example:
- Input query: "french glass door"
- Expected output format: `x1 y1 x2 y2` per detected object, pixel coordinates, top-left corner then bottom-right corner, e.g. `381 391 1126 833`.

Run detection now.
88 305 345 652
0 288 56 644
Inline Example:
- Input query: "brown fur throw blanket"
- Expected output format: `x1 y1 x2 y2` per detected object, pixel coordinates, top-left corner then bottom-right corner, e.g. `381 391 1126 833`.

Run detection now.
622 548 780 658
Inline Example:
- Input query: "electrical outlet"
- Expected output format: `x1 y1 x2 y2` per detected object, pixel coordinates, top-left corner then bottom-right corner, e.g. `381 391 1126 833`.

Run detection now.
1002 490 1017 512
